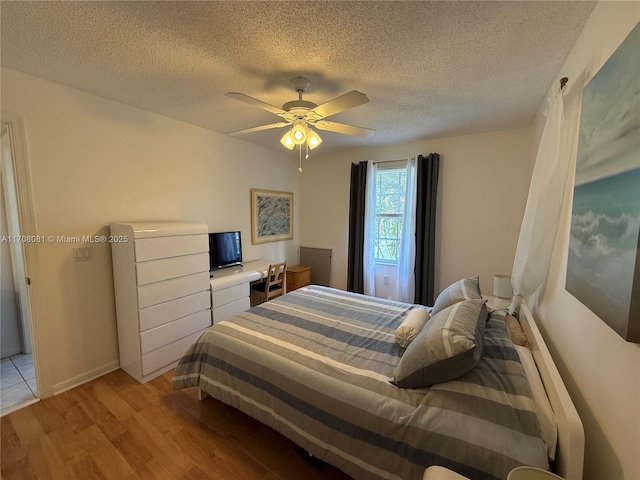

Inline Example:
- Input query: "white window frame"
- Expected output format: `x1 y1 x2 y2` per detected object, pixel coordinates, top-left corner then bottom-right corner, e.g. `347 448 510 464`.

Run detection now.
373 160 407 265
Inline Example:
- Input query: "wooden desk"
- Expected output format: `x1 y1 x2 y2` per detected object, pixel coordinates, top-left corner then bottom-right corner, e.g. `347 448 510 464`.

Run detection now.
210 259 271 287
286 265 311 292
209 260 273 323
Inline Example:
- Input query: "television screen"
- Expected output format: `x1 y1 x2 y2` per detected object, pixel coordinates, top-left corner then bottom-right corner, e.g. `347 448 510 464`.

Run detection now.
209 231 243 270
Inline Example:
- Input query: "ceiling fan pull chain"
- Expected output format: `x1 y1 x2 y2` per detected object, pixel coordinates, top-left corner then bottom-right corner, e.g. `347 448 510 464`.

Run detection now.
298 145 303 172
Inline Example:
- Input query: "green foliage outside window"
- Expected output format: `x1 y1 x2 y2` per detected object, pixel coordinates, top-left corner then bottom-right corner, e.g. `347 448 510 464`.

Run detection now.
374 168 406 263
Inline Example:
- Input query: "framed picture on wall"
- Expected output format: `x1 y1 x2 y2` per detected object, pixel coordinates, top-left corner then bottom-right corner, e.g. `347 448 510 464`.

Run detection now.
565 23 640 343
250 189 293 244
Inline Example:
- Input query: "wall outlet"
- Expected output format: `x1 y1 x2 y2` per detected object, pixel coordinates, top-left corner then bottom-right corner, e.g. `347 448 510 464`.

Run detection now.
383 275 390 285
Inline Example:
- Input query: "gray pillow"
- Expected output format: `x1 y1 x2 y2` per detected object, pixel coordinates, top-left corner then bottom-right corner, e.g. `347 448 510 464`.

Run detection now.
391 298 487 388
431 275 482 315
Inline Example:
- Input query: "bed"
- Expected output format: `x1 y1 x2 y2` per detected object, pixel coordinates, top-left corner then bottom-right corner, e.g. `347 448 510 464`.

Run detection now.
172 284 583 480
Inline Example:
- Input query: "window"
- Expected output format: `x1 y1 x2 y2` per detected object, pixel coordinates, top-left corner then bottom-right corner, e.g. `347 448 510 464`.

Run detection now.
373 166 407 263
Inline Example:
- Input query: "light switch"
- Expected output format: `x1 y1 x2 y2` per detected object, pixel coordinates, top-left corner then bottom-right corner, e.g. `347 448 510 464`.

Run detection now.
73 246 92 262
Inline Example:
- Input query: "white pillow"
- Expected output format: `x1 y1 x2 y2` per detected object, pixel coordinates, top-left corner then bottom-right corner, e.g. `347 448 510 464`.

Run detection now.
515 344 558 460
395 308 430 348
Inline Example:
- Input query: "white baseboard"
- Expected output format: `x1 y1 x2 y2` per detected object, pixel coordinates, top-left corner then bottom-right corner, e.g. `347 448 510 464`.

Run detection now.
51 360 120 396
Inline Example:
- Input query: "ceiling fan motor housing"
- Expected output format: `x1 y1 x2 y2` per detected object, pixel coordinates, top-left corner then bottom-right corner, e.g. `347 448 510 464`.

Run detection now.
282 101 317 113
282 77 317 112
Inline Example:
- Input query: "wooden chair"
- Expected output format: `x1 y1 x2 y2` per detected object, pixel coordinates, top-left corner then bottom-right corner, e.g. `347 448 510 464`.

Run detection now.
251 262 287 304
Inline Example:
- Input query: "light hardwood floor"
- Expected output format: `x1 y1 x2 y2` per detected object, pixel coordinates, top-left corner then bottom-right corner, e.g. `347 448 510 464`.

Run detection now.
1 368 354 480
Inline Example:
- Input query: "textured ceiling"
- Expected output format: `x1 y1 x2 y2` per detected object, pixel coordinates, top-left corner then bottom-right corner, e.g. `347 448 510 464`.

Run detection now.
1 1 596 153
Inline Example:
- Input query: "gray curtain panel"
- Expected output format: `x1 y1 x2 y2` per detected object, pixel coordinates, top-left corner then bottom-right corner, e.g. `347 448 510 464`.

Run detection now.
415 153 440 306
347 160 368 293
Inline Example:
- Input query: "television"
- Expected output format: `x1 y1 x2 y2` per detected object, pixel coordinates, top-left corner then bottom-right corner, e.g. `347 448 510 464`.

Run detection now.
208 231 243 270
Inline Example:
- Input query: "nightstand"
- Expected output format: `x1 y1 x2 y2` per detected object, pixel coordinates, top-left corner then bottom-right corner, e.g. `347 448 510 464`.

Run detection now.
507 466 564 480
286 265 311 292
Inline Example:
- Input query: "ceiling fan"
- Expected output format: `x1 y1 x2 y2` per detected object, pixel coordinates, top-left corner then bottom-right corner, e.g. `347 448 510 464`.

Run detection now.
226 76 375 153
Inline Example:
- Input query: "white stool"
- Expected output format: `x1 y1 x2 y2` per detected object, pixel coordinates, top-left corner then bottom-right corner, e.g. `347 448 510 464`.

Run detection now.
423 466 471 480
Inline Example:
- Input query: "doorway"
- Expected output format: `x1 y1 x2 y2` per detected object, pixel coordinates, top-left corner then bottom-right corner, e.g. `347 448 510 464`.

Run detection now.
1 120 38 415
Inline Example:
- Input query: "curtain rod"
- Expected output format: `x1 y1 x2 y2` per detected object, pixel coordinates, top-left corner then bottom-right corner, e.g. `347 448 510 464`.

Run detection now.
373 158 411 165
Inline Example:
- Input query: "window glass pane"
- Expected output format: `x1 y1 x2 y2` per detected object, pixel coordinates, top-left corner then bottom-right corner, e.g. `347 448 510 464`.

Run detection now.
375 170 406 215
373 166 407 263
375 217 403 261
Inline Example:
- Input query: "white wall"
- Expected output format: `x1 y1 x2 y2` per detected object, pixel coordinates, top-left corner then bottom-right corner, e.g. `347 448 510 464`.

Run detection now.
299 127 535 299
531 4 640 479
1 68 300 396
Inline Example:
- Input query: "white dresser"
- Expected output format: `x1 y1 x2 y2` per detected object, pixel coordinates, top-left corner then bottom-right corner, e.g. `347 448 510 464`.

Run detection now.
110 221 211 383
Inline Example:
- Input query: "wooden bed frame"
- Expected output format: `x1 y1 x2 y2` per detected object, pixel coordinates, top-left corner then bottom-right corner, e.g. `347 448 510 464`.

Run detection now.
519 303 584 480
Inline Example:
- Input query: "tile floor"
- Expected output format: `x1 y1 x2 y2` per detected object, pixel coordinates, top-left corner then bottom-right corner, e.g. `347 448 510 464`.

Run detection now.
1 353 38 416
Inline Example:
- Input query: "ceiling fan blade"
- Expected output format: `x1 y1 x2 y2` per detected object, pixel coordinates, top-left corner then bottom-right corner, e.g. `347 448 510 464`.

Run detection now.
227 122 290 136
313 120 375 138
226 92 287 115
311 91 369 119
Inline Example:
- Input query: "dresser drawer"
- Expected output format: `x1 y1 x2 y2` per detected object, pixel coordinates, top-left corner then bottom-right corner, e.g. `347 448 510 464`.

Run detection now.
134 234 208 262
140 309 211 354
138 290 211 332
213 297 250 324
141 330 204 376
138 271 209 308
136 252 209 285
212 282 249 307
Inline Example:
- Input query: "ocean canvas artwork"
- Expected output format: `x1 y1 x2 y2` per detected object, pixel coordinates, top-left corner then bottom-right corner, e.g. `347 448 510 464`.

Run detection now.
566 23 640 342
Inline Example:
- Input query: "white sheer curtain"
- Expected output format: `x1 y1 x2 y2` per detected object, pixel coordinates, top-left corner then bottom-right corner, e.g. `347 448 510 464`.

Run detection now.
363 159 377 296
396 156 418 303
363 157 418 301
509 82 582 313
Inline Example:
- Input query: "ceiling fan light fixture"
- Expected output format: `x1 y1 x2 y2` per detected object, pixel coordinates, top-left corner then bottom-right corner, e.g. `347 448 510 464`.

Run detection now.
291 123 307 145
307 128 323 149
280 131 295 150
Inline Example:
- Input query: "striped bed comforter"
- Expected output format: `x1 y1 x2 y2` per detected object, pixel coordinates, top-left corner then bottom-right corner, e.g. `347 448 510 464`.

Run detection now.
172 286 548 480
